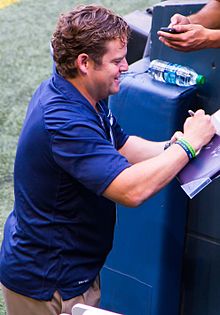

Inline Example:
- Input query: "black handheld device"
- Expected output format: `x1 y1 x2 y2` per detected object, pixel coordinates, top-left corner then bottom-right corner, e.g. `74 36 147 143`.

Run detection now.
160 27 180 34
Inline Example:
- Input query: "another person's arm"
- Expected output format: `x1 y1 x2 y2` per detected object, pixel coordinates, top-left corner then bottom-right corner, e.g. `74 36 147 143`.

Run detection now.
157 0 220 51
103 110 215 206
184 0 220 28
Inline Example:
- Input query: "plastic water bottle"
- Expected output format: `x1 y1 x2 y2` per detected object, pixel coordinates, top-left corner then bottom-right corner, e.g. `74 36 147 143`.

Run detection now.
147 59 205 86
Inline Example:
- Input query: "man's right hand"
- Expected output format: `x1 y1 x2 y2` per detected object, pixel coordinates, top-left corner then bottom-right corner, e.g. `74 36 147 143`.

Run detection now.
182 109 216 153
169 13 191 27
158 23 213 51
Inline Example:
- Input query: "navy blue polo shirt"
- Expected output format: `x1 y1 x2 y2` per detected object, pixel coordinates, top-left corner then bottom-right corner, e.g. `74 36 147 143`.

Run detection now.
0 71 131 300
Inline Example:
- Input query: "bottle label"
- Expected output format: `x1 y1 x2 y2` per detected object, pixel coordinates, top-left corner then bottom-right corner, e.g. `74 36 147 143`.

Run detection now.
163 63 181 84
163 69 176 84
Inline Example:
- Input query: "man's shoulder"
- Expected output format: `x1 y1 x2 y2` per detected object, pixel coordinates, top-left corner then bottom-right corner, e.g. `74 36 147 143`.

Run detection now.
30 74 99 132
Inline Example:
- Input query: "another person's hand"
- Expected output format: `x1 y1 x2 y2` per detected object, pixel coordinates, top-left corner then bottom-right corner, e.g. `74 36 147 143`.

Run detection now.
181 109 216 153
169 13 191 26
157 24 212 51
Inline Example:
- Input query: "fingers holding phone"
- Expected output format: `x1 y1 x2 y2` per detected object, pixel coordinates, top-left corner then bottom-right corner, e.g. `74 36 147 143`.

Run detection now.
158 24 210 51
157 25 185 37
159 27 181 34
157 25 185 50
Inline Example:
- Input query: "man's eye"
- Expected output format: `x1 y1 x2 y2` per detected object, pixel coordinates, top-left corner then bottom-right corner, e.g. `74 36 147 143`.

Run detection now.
114 60 121 65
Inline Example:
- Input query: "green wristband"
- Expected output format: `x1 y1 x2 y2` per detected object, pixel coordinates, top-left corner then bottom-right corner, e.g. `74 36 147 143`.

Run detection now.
178 138 196 159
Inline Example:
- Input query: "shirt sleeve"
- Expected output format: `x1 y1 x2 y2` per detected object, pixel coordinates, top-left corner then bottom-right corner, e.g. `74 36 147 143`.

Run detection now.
51 118 131 195
98 100 128 150
111 113 129 150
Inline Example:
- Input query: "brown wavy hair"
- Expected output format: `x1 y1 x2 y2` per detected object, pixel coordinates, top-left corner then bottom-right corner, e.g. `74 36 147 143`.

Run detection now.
51 4 130 78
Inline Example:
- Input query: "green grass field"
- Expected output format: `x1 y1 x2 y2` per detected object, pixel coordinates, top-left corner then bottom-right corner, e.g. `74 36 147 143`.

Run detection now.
0 0 156 313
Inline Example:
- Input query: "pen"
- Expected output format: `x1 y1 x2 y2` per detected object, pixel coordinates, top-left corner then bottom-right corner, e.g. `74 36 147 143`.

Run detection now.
188 110 195 117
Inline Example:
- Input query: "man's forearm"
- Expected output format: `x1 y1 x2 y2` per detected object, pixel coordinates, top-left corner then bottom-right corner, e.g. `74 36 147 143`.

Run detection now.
206 29 220 48
119 135 166 164
189 0 220 28
104 143 189 207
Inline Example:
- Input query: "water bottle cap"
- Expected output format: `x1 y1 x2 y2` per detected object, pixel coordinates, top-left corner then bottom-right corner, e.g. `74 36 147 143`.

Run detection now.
196 74 205 85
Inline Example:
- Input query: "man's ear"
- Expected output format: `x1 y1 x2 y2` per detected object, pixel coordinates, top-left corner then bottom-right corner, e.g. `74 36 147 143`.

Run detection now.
76 53 90 75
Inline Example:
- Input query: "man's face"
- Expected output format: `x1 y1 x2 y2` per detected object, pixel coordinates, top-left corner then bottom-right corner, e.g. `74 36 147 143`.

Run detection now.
87 38 128 103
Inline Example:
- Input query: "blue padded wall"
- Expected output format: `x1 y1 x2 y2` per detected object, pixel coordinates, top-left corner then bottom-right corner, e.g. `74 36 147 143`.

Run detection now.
149 2 220 314
100 58 198 315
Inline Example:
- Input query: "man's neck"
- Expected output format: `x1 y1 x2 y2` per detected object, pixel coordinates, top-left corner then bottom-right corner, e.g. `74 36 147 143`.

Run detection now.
67 77 98 110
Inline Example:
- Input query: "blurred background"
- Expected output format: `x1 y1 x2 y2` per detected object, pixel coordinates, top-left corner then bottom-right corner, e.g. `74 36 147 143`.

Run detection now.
0 0 157 313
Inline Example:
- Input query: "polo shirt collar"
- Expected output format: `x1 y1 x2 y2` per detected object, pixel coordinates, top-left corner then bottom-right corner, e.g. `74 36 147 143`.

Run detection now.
52 70 97 113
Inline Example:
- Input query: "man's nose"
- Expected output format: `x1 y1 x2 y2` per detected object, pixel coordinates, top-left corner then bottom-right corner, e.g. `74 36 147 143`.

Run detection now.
119 58 129 72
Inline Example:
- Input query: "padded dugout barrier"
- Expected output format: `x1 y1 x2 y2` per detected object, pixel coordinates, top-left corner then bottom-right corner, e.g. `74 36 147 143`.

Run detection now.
149 2 220 315
100 58 198 315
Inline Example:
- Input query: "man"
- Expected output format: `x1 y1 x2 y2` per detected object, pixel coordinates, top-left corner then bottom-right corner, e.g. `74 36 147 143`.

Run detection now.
157 0 220 51
0 4 215 315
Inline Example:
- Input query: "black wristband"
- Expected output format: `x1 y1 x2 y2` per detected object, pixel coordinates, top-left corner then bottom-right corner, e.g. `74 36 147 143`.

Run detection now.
164 141 172 150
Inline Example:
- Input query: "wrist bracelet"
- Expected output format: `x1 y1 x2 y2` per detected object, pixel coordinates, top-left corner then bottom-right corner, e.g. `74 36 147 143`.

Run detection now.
175 139 196 160
178 138 196 158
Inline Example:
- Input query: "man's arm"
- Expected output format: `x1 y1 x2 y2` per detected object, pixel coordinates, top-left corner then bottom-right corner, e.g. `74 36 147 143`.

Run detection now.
119 136 165 164
188 0 220 28
103 110 215 207
103 144 189 207
118 130 183 164
157 0 220 51
158 25 220 51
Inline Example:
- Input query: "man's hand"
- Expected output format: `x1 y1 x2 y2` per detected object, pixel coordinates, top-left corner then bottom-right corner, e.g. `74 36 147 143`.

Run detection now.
169 13 191 26
182 109 216 152
157 24 212 51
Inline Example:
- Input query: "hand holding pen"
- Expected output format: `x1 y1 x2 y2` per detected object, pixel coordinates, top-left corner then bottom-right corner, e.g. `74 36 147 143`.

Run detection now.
188 109 220 135
169 110 195 144
183 109 216 152
188 109 195 117
165 109 215 155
